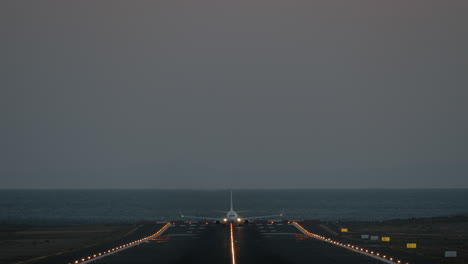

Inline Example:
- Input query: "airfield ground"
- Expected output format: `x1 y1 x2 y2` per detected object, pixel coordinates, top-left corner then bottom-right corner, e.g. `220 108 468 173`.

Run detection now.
0 216 466 264
331 216 468 264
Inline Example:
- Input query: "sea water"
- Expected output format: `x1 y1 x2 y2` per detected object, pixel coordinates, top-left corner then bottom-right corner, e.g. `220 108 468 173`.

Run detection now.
0 189 467 225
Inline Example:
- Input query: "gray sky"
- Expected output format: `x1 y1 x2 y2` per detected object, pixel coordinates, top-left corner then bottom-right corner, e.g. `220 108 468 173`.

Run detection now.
1 0 467 189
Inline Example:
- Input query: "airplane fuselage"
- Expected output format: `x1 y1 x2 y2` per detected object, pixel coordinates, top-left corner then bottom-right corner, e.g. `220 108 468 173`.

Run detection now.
226 210 238 223
181 191 283 224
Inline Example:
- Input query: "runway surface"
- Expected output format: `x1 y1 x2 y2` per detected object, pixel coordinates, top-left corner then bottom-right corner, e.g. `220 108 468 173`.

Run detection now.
91 222 229 264
48 221 435 264
235 222 383 264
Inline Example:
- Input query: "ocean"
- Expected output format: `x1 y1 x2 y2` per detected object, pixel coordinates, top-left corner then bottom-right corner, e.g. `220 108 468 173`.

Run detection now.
0 189 467 225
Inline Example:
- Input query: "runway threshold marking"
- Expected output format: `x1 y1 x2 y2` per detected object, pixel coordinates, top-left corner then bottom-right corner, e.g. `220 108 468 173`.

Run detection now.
230 223 237 264
292 222 409 264
68 223 171 264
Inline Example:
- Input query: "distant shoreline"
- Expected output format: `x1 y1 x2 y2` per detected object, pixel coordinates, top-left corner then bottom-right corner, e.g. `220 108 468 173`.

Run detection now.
2 188 468 190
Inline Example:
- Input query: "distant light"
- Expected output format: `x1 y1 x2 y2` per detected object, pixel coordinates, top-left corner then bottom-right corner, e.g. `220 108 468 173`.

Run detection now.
224 218 228 222
237 218 241 222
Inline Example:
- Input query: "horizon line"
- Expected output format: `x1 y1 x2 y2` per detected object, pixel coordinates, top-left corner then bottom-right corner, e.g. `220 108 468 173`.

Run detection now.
1 187 467 190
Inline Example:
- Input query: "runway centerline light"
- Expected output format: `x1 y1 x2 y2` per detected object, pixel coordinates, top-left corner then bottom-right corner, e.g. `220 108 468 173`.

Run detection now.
230 223 236 264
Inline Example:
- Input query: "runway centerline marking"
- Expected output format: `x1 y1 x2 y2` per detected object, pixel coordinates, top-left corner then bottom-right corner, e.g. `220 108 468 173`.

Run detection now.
230 223 236 264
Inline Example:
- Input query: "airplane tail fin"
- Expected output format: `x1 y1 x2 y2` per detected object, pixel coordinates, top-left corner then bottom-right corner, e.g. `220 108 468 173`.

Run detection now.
230 190 233 211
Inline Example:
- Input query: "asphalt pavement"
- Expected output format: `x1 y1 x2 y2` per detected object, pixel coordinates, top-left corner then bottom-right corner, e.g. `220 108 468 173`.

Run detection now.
43 221 434 264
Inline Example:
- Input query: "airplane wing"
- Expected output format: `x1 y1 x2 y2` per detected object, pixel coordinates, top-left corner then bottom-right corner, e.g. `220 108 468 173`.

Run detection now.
243 210 284 221
242 214 283 221
179 211 221 221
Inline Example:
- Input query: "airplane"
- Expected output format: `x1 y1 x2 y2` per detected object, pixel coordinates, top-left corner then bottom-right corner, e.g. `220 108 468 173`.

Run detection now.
180 190 284 224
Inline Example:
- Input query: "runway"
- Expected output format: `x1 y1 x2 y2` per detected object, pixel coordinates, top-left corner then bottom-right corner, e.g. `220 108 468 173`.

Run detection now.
49 221 435 264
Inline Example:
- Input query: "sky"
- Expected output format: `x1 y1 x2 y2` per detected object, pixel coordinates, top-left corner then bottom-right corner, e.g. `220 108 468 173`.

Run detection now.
1 0 467 189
